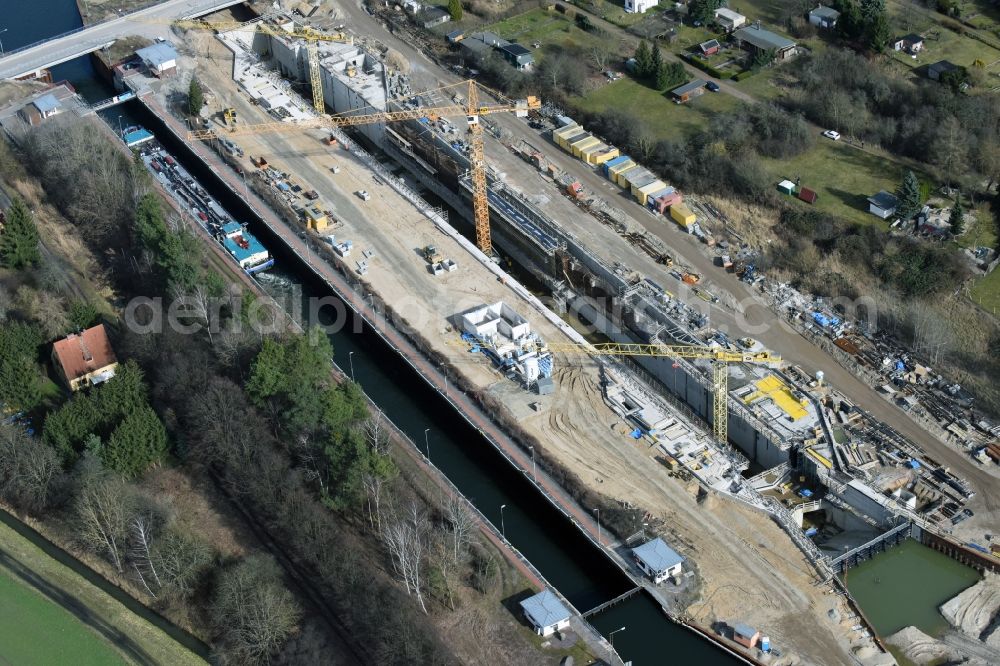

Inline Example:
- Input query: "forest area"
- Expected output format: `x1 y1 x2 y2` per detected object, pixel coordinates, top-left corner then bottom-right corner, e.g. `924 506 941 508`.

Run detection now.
0 114 564 664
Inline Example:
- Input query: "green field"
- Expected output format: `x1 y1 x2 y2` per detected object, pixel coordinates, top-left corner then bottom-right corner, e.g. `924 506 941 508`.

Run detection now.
484 7 613 62
970 267 1000 316
576 77 740 139
762 140 915 227
0 518 206 666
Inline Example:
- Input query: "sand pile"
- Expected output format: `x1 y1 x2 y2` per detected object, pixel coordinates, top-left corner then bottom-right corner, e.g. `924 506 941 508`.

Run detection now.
940 573 1000 637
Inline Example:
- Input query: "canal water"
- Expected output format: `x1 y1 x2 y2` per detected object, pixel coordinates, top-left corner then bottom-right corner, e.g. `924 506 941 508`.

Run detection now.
8 4 746 663
843 539 980 637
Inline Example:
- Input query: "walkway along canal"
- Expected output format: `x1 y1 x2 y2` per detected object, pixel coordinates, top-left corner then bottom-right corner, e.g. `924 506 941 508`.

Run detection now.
129 97 751 665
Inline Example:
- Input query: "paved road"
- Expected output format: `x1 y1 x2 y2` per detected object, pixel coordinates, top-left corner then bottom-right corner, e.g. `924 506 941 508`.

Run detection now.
0 0 243 79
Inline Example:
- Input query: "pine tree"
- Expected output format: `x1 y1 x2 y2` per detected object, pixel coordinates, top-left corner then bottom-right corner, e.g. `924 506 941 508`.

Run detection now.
635 41 653 80
867 12 891 53
0 198 40 269
859 0 885 23
895 170 921 220
949 193 965 236
650 41 663 88
448 0 462 21
188 77 204 117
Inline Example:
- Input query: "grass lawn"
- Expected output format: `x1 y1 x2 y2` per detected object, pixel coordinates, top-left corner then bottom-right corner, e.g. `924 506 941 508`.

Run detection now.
576 77 740 140
484 8 613 63
762 141 914 227
590 0 663 28
0 518 206 666
970 268 1000 316
887 0 1000 72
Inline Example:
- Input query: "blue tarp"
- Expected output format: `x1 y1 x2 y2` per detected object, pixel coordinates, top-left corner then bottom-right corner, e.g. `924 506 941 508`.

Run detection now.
813 312 830 327
630 428 643 439
804 527 818 537
798 488 813 498
907 459 921 469
895 360 906 371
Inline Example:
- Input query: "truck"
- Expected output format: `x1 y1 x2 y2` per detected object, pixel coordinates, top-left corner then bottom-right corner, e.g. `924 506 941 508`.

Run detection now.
681 272 701 285
223 108 238 125
423 245 443 264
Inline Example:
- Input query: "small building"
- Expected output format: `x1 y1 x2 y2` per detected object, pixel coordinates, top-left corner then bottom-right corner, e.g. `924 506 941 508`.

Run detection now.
632 537 684 583
732 623 761 649
893 33 924 54
699 39 721 56
867 190 898 219
670 78 706 103
419 6 451 28
499 43 534 70
650 187 681 214
615 164 643 187
624 0 658 13
136 42 178 77
777 179 796 195
520 589 571 636
734 25 797 61
605 157 636 183
927 59 960 81
569 133 600 157
636 180 667 206
797 187 818 204
808 6 840 29
52 324 118 392
714 8 747 32
460 31 507 60
553 122 583 149
20 92 62 126
446 29 465 44
305 205 329 231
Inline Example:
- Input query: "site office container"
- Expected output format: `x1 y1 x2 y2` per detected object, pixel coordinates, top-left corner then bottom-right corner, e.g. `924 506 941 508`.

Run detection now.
607 158 636 183
570 134 600 157
580 142 609 164
553 123 582 149
648 187 680 214
670 203 696 230
636 180 667 206
589 146 620 165
558 129 588 151
624 169 655 193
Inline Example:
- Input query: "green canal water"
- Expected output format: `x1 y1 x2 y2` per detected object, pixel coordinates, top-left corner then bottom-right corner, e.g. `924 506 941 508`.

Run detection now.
843 539 981 637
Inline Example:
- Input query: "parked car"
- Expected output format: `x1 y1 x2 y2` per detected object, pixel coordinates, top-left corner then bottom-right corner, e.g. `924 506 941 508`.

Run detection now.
706 81 720 92
822 130 841 141
356 190 370 201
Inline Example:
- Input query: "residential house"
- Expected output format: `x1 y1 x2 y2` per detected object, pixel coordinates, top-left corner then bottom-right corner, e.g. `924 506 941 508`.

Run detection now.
460 31 506 60
732 623 761 649
928 59 961 81
867 190 898 219
734 25 797 61
136 42 177 77
419 6 451 29
624 0 657 13
51 324 119 392
670 78 707 103
519 590 571 636
446 29 465 44
699 39 721 56
632 537 684 583
19 92 62 126
893 33 924 54
714 8 747 32
808 5 840 29
499 43 534 70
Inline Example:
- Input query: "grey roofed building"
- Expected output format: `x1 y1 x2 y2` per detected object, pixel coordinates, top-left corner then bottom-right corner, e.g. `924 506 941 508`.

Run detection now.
671 79 707 97
32 93 60 114
460 31 509 58
809 5 840 20
135 42 177 69
632 537 683 574
867 190 899 210
928 59 961 81
520 590 571 634
734 25 797 59
420 6 451 28
733 623 757 639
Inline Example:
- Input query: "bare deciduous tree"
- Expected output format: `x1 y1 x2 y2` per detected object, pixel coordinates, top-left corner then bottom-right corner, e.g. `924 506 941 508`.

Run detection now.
75 463 134 573
362 414 391 534
0 424 64 512
383 502 429 614
130 509 164 597
444 492 476 565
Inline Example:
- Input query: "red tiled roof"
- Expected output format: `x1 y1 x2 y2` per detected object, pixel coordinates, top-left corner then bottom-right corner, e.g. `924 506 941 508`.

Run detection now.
52 324 117 381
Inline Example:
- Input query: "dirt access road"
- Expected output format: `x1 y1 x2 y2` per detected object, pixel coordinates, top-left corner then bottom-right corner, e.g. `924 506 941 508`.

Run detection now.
318 0 999 521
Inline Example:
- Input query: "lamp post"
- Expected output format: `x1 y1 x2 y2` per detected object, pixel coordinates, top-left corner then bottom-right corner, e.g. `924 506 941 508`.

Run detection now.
0 29 8 56
529 445 536 482
499 504 507 541
423 428 430 460
593 507 601 546
609 626 626 649
117 114 124 138
347 351 355 382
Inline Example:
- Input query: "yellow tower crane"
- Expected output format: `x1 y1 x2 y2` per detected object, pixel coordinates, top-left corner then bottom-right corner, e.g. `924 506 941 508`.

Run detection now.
154 17 352 114
458 338 779 445
187 79 540 254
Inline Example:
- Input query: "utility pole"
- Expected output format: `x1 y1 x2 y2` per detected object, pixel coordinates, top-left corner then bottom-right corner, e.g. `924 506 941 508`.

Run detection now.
500 504 507 541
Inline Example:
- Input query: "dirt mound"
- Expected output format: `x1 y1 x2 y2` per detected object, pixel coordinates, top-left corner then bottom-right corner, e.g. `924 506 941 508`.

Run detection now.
886 626 959 665
940 573 1000 637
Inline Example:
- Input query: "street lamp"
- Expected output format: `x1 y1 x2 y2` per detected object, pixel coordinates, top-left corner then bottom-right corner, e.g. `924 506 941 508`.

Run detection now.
499 504 507 541
117 114 124 138
609 626 626 649
0 29 8 56
529 445 536 482
423 428 430 460
594 507 601 546
347 351 355 382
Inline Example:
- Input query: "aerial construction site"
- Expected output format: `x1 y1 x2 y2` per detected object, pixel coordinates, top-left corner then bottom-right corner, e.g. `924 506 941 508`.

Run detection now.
2 1 999 664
